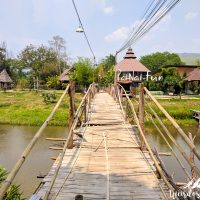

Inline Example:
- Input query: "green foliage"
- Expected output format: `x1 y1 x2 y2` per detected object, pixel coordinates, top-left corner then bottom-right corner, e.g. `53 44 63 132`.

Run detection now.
16 78 29 90
0 166 24 200
71 58 94 88
140 52 184 72
196 59 200 66
42 92 57 104
46 76 61 89
18 45 59 78
95 54 115 87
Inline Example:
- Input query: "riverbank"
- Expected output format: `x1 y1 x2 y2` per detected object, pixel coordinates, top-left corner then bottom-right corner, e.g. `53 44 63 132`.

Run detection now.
0 91 199 126
0 90 83 126
145 98 200 126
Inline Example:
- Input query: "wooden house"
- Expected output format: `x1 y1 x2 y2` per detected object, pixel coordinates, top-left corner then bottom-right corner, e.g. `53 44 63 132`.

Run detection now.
59 67 73 83
114 48 150 94
0 69 13 90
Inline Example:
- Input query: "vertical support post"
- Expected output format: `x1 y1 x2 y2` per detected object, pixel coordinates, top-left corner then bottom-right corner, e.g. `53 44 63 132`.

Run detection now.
188 132 198 178
67 80 75 149
139 83 146 150
84 96 87 123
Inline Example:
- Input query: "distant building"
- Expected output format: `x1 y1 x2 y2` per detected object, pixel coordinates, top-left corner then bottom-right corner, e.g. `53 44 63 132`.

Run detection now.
59 66 73 83
114 48 150 94
0 69 13 90
184 68 200 94
163 65 198 77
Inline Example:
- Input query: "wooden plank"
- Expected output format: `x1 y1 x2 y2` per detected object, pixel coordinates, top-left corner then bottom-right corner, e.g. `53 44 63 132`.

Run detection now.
34 92 169 200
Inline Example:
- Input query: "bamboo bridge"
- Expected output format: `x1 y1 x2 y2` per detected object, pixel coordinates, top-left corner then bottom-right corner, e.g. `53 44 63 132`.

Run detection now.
0 82 200 200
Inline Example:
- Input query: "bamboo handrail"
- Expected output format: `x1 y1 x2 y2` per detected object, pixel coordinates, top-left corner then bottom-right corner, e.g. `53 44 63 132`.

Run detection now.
146 112 191 180
146 101 200 176
0 85 70 200
144 87 200 161
43 83 96 200
113 84 173 192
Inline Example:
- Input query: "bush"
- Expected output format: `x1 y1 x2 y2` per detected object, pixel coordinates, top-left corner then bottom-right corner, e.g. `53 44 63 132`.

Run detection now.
42 92 57 104
46 76 61 90
0 166 24 200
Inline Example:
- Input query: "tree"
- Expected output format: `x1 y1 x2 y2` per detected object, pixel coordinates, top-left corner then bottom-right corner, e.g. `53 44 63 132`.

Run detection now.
0 42 10 73
160 67 182 94
196 59 200 66
140 52 184 73
49 35 68 75
71 58 94 88
18 45 59 91
95 54 115 86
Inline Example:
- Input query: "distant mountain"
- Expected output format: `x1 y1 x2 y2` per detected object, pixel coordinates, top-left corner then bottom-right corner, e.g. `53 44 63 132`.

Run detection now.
179 53 200 65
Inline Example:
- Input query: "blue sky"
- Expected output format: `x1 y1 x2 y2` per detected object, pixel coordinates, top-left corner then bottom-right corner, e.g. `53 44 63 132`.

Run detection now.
0 0 200 62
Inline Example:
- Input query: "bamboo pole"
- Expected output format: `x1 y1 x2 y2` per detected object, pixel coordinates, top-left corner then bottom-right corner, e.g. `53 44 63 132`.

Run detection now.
0 85 70 200
115 84 173 191
127 95 173 191
146 101 200 176
43 83 95 200
147 113 191 180
144 87 200 161
139 83 146 150
67 81 75 149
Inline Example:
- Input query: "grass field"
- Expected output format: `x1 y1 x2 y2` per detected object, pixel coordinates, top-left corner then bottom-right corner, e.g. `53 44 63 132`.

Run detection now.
145 98 200 126
0 90 83 126
0 91 199 126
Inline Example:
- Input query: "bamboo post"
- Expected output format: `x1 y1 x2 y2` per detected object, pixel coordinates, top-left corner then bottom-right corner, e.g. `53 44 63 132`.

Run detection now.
0 85 70 200
67 81 75 149
84 97 87 123
139 83 146 150
188 132 198 179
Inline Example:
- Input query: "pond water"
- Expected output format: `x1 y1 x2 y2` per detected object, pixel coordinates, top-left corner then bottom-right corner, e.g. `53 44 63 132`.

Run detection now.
0 124 199 198
0 125 67 198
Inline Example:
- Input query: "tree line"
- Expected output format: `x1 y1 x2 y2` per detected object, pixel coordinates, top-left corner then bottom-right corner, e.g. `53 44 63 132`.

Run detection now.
1 36 198 93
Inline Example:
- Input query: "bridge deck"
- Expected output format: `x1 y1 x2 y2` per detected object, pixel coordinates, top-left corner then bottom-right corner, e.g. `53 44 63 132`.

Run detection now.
35 92 168 200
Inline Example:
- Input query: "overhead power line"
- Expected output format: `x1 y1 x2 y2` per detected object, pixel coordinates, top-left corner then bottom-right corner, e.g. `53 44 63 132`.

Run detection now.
72 0 96 62
117 0 182 54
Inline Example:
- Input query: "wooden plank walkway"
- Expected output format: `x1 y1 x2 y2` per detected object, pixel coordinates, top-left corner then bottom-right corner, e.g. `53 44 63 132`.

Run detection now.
35 92 168 200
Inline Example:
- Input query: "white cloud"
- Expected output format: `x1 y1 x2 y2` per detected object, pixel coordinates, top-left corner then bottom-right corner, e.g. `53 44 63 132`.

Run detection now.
103 6 113 14
93 0 114 15
185 12 198 20
105 26 130 42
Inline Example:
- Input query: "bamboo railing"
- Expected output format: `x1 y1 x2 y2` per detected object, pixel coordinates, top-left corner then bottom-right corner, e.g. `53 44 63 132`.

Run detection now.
111 83 200 197
43 83 97 200
0 82 97 200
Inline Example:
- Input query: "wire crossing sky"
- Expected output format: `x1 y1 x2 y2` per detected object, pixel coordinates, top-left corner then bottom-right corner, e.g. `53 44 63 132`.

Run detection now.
117 0 182 54
0 0 199 60
72 0 96 63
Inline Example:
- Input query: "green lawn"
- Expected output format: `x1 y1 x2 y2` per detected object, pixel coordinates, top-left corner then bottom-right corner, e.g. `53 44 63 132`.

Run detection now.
0 90 83 126
146 98 200 126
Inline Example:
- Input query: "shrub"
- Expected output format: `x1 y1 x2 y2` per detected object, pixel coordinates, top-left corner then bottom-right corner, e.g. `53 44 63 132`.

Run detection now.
42 92 57 104
0 166 24 200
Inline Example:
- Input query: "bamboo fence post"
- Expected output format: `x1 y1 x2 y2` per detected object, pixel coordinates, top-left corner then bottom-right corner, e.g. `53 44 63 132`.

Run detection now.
144 87 200 161
67 81 75 149
139 83 146 150
0 85 70 200
188 132 198 179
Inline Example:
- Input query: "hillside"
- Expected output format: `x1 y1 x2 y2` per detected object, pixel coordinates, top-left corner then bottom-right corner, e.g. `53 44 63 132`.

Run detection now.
179 53 200 65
